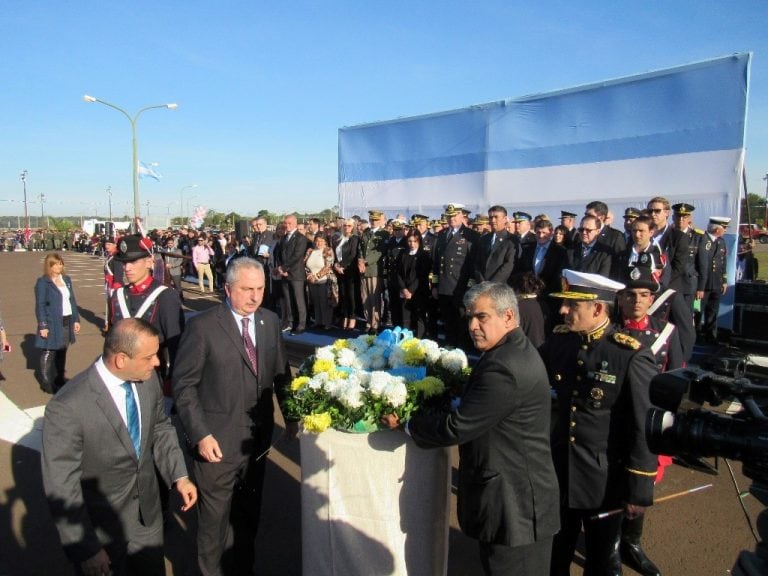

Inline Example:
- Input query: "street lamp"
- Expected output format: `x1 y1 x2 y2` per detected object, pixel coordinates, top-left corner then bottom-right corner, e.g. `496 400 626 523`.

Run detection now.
179 184 198 224
20 170 29 231
187 195 198 222
83 94 178 223
107 186 113 221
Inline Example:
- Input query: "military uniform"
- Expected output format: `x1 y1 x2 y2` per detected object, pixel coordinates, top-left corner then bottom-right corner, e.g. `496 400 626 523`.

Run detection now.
384 231 407 328
541 321 658 575
432 223 479 348
620 315 682 372
696 227 728 342
358 222 390 332
680 227 704 309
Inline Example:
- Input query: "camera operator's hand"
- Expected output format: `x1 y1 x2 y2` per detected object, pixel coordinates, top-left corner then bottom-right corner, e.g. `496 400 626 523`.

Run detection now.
623 503 645 520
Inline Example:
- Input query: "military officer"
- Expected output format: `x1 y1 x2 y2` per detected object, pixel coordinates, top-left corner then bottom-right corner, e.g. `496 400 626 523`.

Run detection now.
432 203 480 348
696 216 730 343
357 209 390 334
411 214 435 254
512 211 536 273
559 210 580 248
671 203 704 311
539 270 658 576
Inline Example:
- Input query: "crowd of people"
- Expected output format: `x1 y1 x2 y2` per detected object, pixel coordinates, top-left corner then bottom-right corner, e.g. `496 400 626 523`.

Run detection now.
30 194 756 576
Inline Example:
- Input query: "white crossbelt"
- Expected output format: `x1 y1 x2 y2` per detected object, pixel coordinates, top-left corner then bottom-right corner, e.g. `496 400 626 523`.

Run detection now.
116 285 167 319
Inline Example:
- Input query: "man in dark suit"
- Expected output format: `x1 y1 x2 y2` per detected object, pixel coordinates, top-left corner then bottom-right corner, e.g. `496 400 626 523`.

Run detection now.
173 258 293 576
586 200 627 259
42 319 197 576
432 203 480 348
570 215 614 277
275 213 309 334
647 196 690 293
474 205 518 285
530 219 569 295
249 217 276 307
539 270 658 576
383 282 560 575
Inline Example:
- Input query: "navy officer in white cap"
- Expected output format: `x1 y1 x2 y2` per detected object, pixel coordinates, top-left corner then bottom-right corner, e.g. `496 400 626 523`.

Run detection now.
539 269 658 576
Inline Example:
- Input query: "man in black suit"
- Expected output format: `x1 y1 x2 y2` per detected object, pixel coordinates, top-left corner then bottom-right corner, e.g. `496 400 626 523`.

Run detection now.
383 282 560 575
586 200 627 259
570 215 614 277
474 205 518 285
432 203 480 348
249 217 276 308
173 258 293 576
647 196 690 293
275 213 309 334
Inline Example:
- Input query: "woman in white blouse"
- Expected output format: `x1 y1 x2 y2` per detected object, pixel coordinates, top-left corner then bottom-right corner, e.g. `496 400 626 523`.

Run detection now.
34 253 81 393
304 235 335 330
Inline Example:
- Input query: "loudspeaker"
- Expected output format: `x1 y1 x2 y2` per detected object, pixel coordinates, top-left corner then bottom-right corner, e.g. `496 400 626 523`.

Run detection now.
733 303 768 342
236 220 250 240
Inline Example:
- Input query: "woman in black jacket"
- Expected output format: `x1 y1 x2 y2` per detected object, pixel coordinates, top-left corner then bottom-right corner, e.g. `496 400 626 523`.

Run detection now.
397 230 432 337
34 253 81 393
333 219 361 330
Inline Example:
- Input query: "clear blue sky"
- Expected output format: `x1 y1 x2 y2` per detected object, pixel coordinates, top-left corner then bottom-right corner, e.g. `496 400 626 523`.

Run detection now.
1 1 767 219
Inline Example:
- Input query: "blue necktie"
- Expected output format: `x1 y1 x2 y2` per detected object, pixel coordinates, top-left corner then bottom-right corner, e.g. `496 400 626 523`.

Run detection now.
121 382 141 458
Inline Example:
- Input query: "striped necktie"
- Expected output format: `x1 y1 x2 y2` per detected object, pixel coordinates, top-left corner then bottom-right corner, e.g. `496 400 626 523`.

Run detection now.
121 382 141 458
242 317 259 374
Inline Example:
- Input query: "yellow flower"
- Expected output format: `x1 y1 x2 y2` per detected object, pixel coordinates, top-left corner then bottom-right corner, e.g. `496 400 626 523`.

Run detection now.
412 376 445 398
303 412 332 433
312 358 335 375
332 339 349 350
291 376 310 391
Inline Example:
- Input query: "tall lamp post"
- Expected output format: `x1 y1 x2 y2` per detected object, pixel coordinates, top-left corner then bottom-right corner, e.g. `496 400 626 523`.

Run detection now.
83 95 178 222
763 173 768 228
179 184 198 225
107 186 113 221
20 170 29 230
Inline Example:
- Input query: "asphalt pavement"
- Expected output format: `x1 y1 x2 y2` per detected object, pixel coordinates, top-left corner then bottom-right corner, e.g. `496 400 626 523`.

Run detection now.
0 250 762 575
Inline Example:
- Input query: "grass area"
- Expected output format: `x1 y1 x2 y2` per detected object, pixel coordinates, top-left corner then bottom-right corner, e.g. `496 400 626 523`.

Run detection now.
750 243 767 281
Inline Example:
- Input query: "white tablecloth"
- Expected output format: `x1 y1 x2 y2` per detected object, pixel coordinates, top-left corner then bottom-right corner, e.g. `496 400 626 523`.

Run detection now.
300 429 451 576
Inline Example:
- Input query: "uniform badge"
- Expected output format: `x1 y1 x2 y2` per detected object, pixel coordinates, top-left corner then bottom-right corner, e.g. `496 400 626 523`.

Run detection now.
705 241 712 250
590 387 605 400
630 267 641 280
638 253 649 266
119 240 128 254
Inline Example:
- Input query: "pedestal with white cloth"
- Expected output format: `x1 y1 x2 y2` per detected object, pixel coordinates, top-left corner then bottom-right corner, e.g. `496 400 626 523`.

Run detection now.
300 428 451 576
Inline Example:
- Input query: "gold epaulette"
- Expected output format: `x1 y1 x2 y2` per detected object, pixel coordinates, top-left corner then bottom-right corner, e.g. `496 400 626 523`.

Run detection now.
613 332 641 350
694 228 705 235
553 324 571 334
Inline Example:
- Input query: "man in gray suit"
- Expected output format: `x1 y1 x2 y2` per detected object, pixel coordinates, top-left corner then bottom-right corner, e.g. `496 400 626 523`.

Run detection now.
173 257 294 576
42 318 197 576
384 282 560 575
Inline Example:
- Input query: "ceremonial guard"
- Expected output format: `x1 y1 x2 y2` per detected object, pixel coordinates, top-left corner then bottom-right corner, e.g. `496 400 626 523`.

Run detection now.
539 270 658 576
110 234 185 393
102 237 125 332
671 202 705 310
358 209 390 334
432 203 479 348
696 216 730 343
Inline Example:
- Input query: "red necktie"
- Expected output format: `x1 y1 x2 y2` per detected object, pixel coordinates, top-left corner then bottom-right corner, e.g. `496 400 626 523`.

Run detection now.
241 317 258 375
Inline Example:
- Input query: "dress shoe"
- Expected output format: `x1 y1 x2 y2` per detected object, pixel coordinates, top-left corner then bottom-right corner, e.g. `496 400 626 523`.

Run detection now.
620 541 661 576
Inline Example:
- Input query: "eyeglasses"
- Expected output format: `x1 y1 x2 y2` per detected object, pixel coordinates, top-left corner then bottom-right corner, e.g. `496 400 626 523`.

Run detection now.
578 227 598 233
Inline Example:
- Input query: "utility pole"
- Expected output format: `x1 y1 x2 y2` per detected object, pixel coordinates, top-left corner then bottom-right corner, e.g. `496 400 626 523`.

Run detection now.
20 170 29 230
763 173 768 228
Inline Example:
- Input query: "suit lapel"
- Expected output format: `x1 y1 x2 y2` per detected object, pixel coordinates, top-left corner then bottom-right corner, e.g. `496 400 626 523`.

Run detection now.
137 378 155 461
89 369 138 462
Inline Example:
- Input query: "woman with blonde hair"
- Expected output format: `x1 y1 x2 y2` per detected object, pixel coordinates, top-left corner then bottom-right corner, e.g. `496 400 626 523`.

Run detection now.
34 253 81 393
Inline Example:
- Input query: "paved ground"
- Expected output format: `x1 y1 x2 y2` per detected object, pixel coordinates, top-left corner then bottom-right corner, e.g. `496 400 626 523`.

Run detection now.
0 250 764 575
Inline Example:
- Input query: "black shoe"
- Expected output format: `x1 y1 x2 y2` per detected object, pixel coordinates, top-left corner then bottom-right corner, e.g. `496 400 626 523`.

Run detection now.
620 541 661 576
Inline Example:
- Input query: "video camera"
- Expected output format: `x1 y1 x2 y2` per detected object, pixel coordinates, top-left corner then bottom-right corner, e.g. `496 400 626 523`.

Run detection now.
645 354 768 575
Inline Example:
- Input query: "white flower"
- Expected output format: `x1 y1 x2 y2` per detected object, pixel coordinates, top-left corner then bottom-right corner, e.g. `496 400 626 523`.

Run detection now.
440 349 468 373
382 378 407 407
315 346 335 362
388 346 407 368
336 379 365 408
368 371 392 397
420 339 441 364
336 348 359 368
